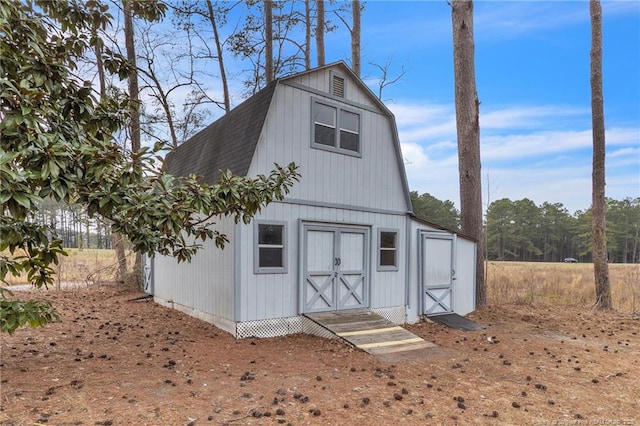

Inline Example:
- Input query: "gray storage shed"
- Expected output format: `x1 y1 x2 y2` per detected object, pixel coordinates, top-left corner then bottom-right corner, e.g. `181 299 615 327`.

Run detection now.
146 62 476 338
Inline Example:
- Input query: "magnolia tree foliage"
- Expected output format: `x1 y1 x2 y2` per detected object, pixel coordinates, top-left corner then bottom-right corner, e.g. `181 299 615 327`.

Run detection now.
0 1 299 334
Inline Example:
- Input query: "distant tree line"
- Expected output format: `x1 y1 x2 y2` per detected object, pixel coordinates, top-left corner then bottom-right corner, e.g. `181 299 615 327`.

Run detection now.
28 192 639 264
411 192 640 264
32 199 113 250
410 191 461 230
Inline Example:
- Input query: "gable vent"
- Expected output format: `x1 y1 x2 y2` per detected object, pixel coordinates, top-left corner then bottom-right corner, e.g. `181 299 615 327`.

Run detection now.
332 75 345 98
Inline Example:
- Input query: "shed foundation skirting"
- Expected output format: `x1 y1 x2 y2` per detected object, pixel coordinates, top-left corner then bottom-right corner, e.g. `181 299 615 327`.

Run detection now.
153 297 236 336
237 317 304 338
154 296 407 339
371 306 408 325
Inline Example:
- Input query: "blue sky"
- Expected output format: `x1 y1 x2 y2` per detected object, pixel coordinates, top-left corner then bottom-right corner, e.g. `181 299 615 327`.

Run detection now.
132 1 639 214
322 0 640 214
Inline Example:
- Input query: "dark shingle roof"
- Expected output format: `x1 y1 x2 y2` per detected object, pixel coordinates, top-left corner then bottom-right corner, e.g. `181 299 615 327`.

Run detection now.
165 81 278 183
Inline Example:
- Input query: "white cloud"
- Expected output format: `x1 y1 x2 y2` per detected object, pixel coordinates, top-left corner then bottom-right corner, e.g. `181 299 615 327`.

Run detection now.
405 154 462 207
483 126 640 162
394 100 640 212
399 142 429 169
389 102 457 144
486 165 594 213
482 130 592 160
389 102 452 127
474 2 586 39
480 105 588 130
607 127 640 146
602 1 640 17
609 146 640 159
472 1 639 44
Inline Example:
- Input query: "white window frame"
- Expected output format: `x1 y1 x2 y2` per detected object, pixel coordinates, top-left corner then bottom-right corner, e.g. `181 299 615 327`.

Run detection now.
377 228 399 271
254 221 287 274
311 99 361 157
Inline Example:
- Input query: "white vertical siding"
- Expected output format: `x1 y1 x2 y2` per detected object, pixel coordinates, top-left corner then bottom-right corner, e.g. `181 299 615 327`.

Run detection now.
155 64 430 329
236 203 408 322
247 80 409 213
236 203 298 322
153 215 236 321
407 218 477 322
289 67 379 109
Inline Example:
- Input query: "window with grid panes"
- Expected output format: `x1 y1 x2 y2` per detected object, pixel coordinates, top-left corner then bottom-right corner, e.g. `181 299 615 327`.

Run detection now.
312 100 360 155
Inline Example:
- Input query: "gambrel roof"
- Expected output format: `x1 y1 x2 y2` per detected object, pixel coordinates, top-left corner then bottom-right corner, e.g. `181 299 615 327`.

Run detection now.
166 62 413 213
165 81 277 183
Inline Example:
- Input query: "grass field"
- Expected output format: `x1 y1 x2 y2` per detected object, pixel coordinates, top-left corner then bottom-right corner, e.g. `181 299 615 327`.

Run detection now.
5 249 639 313
487 261 640 314
3 248 135 287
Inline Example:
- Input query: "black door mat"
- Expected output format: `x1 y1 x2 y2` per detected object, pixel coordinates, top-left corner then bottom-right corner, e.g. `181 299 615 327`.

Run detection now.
428 313 484 331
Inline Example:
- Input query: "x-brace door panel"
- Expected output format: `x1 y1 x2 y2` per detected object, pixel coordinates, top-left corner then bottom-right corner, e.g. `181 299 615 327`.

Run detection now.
304 229 336 311
336 230 366 310
303 225 368 313
422 233 455 315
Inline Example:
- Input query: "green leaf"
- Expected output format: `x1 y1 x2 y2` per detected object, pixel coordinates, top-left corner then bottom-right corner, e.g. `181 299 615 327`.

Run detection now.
1 0 301 334
12 192 31 209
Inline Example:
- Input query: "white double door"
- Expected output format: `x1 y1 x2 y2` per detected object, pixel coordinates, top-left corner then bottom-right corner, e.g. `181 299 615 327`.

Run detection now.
303 225 369 313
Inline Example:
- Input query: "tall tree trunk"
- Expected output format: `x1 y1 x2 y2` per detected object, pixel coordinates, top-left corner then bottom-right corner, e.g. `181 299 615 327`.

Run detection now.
265 0 274 83
452 0 486 307
316 0 325 67
123 0 142 288
94 36 106 97
96 219 103 249
631 226 638 263
622 234 628 263
111 233 128 283
123 0 141 153
590 0 611 309
205 0 230 113
85 213 90 249
95 24 128 283
351 0 361 76
77 210 83 250
633 227 639 263
304 0 311 70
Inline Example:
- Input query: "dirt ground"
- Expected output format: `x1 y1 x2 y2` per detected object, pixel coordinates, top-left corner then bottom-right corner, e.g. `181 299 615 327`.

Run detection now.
1 284 638 425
